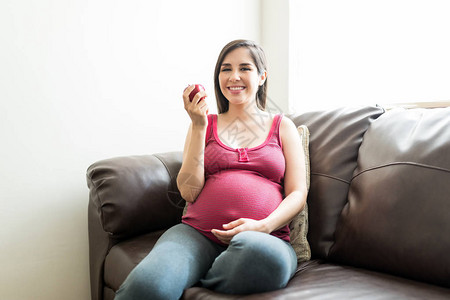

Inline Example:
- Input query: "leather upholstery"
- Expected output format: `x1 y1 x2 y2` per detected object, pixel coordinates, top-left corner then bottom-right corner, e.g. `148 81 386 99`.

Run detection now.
330 107 450 287
87 152 183 300
87 153 184 239
86 106 450 300
183 260 450 299
289 106 384 258
104 231 164 294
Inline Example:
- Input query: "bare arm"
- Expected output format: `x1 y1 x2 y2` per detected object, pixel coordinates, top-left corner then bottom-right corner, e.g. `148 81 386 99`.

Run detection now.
176 85 209 203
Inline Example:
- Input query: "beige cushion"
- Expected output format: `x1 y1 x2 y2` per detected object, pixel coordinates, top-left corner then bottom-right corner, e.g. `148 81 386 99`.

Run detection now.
289 125 311 262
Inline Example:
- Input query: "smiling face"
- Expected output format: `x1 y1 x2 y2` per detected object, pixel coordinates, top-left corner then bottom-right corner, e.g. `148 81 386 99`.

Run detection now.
218 47 267 108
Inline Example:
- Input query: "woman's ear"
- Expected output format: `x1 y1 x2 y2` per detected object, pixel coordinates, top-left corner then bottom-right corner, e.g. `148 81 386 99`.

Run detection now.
259 71 267 86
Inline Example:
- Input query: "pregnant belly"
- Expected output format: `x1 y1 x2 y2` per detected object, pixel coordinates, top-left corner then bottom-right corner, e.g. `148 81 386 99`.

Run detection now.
182 170 284 238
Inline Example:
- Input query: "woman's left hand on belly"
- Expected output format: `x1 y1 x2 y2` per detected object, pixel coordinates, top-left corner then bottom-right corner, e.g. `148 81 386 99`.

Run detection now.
211 218 269 244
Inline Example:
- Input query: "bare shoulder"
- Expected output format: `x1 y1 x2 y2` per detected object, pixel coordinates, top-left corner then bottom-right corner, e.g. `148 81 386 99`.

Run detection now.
279 115 299 141
280 115 296 128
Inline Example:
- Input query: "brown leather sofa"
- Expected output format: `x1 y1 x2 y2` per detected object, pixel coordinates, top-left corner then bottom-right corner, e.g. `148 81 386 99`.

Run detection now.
87 105 450 300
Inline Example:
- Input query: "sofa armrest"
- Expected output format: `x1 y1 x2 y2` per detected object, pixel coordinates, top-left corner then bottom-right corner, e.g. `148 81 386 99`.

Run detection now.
86 151 184 300
87 151 184 238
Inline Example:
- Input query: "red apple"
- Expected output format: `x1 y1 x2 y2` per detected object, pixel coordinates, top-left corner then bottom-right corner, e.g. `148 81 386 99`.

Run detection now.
189 84 206 102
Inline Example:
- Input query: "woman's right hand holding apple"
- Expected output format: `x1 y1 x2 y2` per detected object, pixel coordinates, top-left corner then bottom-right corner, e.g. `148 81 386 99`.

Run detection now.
183 84 209 129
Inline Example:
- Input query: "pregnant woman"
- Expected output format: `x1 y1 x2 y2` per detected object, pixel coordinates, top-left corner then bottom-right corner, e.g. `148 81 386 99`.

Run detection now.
114 39 308 300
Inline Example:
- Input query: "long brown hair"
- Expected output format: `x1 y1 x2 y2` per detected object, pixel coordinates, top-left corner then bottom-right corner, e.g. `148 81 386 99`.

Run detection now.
213 40 268 113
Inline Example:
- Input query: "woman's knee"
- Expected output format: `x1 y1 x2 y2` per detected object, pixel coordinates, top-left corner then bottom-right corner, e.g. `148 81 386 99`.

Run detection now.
233 232 294 272
204 232 296 294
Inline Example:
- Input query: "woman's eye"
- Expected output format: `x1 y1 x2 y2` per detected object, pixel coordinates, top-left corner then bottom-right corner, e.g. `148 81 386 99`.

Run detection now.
221 67 251 72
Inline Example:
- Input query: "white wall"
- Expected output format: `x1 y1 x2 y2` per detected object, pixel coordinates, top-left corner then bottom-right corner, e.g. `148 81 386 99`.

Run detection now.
261 0 291 114
290 0 450 112
0 1 261 299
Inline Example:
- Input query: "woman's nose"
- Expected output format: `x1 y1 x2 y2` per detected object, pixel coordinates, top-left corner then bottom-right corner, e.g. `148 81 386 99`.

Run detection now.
229 70 240 81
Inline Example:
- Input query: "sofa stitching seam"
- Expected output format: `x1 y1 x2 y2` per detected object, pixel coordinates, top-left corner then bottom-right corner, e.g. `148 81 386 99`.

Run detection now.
352 162 450 181
311 172 350 184
153 153 174 184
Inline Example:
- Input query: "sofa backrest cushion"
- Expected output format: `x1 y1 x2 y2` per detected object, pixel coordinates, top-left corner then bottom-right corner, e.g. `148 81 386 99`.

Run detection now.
87 152 184 239
289 106 384 258
330 107 450 287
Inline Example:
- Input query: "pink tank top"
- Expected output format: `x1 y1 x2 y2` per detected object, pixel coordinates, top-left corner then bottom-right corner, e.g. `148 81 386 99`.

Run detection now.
182 114 289 245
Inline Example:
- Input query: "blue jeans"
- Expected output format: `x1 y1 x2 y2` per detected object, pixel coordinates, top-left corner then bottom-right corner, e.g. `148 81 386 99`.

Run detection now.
114 223 297 300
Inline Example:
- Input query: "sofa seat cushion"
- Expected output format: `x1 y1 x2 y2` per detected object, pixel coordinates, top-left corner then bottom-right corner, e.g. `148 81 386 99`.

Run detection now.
104 234 450 300
182 260 450 299
104 230 165 292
